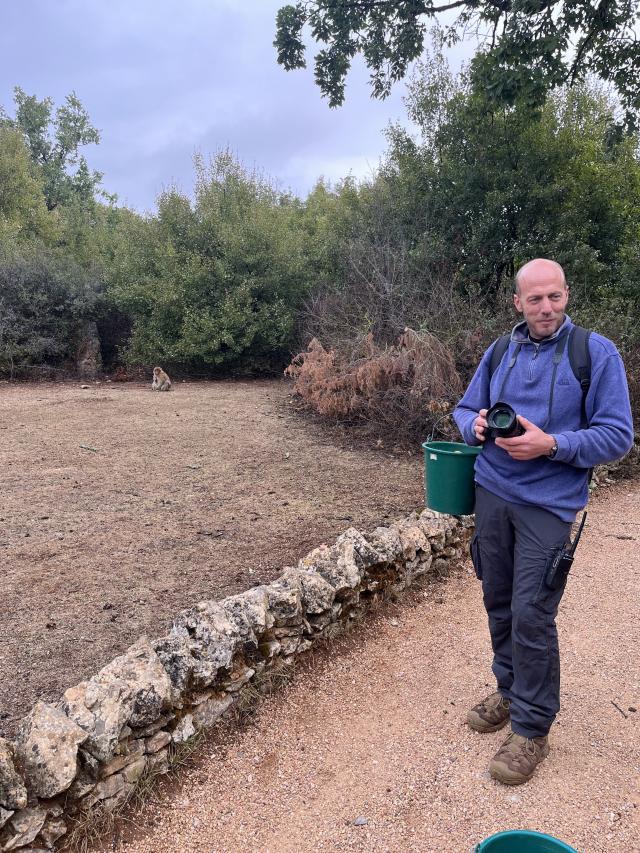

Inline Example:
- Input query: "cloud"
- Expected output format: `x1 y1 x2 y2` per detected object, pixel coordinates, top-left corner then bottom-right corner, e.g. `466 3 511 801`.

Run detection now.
1 0 476 210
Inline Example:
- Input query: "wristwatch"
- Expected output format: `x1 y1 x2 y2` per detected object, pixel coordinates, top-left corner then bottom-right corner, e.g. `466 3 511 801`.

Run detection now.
548 438 558 459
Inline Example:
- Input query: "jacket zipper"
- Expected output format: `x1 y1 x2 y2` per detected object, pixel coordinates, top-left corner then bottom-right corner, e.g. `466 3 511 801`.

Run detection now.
528 344 540 380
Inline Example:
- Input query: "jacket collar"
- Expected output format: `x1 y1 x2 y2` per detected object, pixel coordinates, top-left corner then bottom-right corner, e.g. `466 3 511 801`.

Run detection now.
510 314 572 345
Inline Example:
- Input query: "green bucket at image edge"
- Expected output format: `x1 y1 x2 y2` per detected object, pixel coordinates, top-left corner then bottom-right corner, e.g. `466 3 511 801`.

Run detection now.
473 829 578 852
421 440 482 516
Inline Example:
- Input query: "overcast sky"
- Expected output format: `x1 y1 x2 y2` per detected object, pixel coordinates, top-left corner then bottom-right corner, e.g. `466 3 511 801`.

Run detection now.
1 0 475 213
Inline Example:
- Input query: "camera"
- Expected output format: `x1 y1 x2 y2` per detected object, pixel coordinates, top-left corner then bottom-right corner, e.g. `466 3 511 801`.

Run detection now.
485 401 525 439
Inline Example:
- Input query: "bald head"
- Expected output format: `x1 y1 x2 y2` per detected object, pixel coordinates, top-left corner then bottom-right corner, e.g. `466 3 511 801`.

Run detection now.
514 259 567 294
513 258 569 338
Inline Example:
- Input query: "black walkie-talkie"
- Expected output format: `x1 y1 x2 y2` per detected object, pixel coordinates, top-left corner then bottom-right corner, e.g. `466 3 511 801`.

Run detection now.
545 512 588 591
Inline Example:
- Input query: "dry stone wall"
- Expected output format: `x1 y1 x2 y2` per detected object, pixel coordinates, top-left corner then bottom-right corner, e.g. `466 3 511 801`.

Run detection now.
0 509 472 852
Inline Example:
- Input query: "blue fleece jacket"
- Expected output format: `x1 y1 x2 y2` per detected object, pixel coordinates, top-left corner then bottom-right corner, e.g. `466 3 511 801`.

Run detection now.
453 315 634 521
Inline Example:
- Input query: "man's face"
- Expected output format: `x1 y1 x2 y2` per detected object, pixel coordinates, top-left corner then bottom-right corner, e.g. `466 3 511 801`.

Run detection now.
513 268 569 339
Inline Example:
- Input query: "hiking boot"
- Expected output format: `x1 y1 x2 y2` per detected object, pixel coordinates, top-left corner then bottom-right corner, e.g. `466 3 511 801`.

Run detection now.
489 732 550 786
467 692 511 733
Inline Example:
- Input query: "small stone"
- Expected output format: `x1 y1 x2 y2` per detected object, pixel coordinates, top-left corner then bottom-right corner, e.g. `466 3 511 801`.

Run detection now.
101 739 145 776
172 715 196 744
353 816 369 826
145 731 171 754
3 806 47 850
146 750 169 775
38 816 68 847
628 706 637 713
122 757 148 785
94 772 127 801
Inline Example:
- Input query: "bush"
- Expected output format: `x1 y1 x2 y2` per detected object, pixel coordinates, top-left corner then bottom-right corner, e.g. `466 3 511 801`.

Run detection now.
285 328 462 444
0 244 102 377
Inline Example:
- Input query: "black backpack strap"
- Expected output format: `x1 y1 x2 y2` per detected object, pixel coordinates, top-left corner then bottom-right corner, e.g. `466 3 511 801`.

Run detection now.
567 326 592 428
489 334 511 378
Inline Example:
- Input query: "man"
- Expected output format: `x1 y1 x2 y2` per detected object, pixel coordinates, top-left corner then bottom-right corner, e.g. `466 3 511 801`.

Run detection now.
453 258 634 785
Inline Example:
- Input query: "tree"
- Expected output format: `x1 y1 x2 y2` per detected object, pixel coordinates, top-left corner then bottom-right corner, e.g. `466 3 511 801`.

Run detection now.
0 126 55 243
274 1 640 125
382 65 640 304
4 87 104 210
107 152 315 373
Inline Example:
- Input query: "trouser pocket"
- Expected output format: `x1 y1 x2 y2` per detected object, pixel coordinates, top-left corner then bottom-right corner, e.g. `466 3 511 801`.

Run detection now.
470 533 482 580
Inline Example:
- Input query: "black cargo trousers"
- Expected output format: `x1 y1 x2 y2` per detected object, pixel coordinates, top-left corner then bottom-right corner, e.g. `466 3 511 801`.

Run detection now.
470 484 573 738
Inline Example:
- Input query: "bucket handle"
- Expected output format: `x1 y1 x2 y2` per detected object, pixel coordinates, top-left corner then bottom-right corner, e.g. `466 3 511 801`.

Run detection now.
427 410 455 443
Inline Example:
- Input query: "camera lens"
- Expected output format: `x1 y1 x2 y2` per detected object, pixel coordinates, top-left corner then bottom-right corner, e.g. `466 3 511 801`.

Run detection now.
486 401 524 439
492 410 513 428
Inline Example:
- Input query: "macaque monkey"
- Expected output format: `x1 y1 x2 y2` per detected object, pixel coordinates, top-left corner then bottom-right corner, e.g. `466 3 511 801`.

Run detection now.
152 366 172 391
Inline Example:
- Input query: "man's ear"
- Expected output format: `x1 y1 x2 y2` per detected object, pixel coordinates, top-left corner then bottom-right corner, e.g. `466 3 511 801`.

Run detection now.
513 292 522 313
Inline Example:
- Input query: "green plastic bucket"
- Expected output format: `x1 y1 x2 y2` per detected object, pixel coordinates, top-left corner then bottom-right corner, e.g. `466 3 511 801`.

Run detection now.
473 829 578 852
421 440 482 516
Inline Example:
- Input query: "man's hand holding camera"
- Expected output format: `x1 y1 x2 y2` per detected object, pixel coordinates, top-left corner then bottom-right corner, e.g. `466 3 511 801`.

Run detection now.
474 409 555 460
474 408 489 442
496 415 556 459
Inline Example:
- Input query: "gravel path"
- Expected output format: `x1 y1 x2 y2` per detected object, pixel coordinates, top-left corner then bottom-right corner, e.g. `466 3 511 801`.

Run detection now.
118 482 640 853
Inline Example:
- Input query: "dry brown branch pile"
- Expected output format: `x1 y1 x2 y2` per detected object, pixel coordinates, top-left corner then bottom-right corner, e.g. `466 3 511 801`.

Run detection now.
285 328 463 444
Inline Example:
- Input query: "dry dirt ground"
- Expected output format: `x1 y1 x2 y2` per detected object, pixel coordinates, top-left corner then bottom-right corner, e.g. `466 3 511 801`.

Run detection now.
0 378 423 738
115 484 639 853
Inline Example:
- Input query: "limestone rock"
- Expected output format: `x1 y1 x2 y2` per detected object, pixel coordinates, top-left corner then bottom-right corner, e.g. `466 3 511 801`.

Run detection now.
60 638 172 762
417 512 447 551
146 750 169 775
88 772 133 812
224 666 255 693
145 731 171 754
301 529 375 601
337 526 383 572
132 714 175 738
191 693 234 730
98 638 173 728
122 757 147 785
171 715 196 744
152 634 195 695
38 816 67 848
394 517 430 561
100 739 145 778
279 636 300 655
171 602 237 687
0 809 13 831
0 740 27 811
17 701 87 799
222 587 272 648
366 525 403 563
92 772 127 803
100 785 133 813
264 579 302 627
280 567 335 615
2 806 47 851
